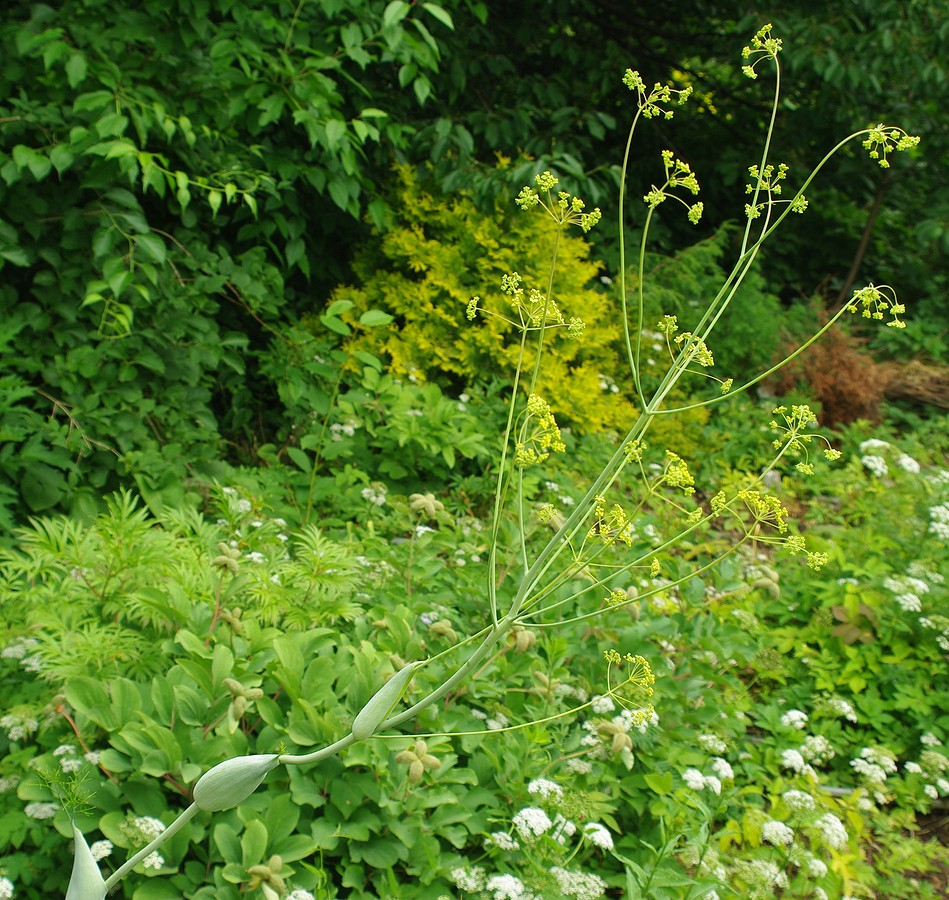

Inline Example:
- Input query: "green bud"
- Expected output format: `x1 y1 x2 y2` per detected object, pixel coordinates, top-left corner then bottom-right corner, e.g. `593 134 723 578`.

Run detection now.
351 661 421 741
192 754 280 811
65 825 107 900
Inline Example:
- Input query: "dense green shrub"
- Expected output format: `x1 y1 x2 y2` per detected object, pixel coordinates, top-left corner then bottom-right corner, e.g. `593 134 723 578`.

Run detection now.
0 0 457 527
328 165 639 433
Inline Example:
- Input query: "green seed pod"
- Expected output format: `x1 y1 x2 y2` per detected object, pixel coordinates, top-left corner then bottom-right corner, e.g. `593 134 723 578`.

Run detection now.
192 754 280 811
351 661 421 741
65 825 107 900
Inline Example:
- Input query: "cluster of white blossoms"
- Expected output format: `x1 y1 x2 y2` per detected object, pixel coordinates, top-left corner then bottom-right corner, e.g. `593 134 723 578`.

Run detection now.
929 502 949 540
781 789 816 812
779 748 815 777
884 573 932 613
780 709 808 729
0 713 39 742
904 735 949 800
800 734 835 766
814 812 848 849
24 801 59 820
466 774 616 899
682 767 722 795
819 695 858 723
850 746 898 786
512 807 552 842
0 876 14 899
359 484 387 507
698 733 728 754
858 438 922 479
860 454 888 478
761 819 795 847
53 744 85 774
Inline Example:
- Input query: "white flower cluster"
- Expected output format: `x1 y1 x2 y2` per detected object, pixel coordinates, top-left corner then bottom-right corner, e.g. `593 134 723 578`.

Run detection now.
0 713 39 742
1 636 39 660
360 485 387 507
0 776 19 794
860 455 888 477
815 812 848 849
698 733 728 754
90 839 113 861
884 574 931 613
682 767 722 795
286 891 317 900
53 744 84 774
486 831 520 852
779 749 814 777
929 502 949 540
471 708 510 732
738 858 788 892
582 822 614 851
780 709 808 729
800 734 835 765
24 801 59 820
858 439 921 478
850 746 898 788
822 695 858 723
781 789 816 811
761 820 794 846
550 865 608 899
512 807 552 841
527 778 562 801
119 814 167 853
329 420 358 441
0 876 14 899
709 757 734 782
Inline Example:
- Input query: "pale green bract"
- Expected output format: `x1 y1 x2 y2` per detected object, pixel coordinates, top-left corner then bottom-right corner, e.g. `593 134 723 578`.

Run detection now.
192 753 281 812
351 661 422 741
65 826 107 900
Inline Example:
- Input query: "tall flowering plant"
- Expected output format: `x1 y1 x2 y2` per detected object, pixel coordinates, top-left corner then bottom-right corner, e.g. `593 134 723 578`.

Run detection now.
62 24 919 899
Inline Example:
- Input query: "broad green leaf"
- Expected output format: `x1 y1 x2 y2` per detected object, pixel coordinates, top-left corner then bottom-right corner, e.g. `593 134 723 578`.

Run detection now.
421 3 454 29
320 314 350 336
325 298 354 316
644 771 674 795
382 0 410 29
240 818 269 867
49 145 76 175
324 118 346 149
358 309 394 327
134 232 166 264
65 53 88 88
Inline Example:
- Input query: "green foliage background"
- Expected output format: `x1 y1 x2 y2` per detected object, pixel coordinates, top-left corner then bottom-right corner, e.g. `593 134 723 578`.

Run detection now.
1 2 948 898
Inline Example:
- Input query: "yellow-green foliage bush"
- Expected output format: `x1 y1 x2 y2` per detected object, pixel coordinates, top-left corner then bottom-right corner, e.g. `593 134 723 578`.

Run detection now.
323 165 638 433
